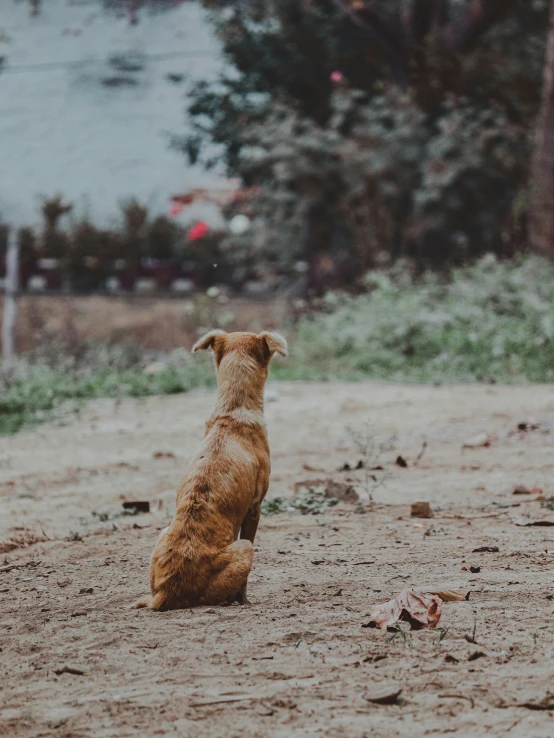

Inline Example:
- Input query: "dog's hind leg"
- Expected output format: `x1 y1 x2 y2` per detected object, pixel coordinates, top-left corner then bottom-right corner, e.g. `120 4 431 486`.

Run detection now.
238 506 261 604
202 539 254 606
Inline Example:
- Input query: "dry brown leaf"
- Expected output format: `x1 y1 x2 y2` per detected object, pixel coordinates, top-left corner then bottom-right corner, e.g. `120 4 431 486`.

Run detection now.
325 481 359 504
518 693 554 711
411 502 434 519
429 590 470 602
513 516 554 527
363 684 402 705
462 432 492 449
368 590 442 630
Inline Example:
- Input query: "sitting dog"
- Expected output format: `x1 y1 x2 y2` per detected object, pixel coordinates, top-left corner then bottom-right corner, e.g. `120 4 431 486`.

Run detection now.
133 329 287 610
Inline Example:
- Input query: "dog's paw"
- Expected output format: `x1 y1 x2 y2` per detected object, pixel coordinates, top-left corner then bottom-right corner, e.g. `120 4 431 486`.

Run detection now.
130 597 151 609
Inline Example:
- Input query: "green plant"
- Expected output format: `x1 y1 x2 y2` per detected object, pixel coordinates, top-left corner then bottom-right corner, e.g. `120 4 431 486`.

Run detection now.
0 339 215 436
274 255 554 384
175 1 548 283
262 487 339 516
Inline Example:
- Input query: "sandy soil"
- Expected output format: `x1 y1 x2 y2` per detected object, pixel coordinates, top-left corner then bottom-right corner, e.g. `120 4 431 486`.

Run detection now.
1 381 554 737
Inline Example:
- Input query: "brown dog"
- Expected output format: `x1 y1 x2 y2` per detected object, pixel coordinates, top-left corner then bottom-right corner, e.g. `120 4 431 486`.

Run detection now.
133 329 287 610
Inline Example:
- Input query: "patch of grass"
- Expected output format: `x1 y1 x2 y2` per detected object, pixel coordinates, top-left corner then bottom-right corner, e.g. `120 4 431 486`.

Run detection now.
3 255 554 436
273 255 554 384
262 486 339 516
0 341 215 436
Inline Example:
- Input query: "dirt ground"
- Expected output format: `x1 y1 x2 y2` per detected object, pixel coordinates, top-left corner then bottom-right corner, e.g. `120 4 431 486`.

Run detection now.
1 381 554 737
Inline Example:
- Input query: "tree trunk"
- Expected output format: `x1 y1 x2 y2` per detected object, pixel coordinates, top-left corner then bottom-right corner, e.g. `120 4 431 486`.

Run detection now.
530 0 554 259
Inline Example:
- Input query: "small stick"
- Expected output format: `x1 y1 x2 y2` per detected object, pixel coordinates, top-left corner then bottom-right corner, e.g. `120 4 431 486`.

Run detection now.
413 440 428 466
190 695 260 707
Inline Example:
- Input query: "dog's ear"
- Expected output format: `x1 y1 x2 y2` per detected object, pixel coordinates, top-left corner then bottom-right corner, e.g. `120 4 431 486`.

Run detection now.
259 331 287 358
192 329 227 353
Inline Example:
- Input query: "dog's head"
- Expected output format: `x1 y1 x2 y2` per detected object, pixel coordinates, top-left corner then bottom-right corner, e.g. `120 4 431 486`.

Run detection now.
192 330 287 380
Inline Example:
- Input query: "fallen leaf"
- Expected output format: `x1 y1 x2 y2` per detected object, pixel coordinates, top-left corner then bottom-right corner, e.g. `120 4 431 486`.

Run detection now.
438 693 475 708
513 485 532 495
469 566 481 574
325 481 359 504
472 546 499 553
122 501 150 514
367 591 442 630
518 694 554 711
468 651 486 661
294 478 326 495
0 543 18 555
190 694 257 707
302 463 324 473
55 665 85 676
153 451 175 460
395 455 408 468
430 590 470 602
444 654 459 663
513 516 554 527
411 502 434 519
463 433 491 449
363 653 387 663
363 685 402 705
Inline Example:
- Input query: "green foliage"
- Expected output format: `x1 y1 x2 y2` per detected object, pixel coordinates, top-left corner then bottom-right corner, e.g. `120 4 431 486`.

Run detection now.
261 487 339 516
274 255 554 384
177 0 549 281
4 256 554 435
0 342 215 436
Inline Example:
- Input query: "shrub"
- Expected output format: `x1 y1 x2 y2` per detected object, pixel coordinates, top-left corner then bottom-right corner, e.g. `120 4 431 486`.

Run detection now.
176 1 548 286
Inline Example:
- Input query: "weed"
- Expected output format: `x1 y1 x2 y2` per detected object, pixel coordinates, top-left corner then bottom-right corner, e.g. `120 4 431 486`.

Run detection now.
541 496 554 511
66 531 83 542
92 511 110 523
345 422 396 501
465 619 478 644
262 487 339 516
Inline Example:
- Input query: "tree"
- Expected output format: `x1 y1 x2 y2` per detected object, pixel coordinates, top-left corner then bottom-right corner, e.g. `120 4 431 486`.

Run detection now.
177 1 547 287
531 0 554 260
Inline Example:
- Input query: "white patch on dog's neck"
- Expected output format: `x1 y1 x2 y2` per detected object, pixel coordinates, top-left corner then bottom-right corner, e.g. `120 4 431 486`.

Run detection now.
209 407 266 427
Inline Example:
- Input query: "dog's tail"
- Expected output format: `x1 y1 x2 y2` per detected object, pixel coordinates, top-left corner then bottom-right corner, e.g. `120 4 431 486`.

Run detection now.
130 596 151 609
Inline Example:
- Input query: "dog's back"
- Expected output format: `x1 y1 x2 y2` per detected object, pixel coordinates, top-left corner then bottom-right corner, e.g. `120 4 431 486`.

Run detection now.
133 330 286 611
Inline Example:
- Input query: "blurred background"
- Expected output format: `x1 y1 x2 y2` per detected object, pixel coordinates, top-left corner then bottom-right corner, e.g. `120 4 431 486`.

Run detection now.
2 0 554 434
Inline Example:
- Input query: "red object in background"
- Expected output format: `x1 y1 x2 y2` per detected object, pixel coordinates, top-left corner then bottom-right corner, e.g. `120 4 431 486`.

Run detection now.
187 221 209 240
167 202 185 217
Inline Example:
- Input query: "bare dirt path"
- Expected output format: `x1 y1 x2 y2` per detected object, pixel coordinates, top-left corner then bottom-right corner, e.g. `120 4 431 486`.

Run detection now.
1 381 554 737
